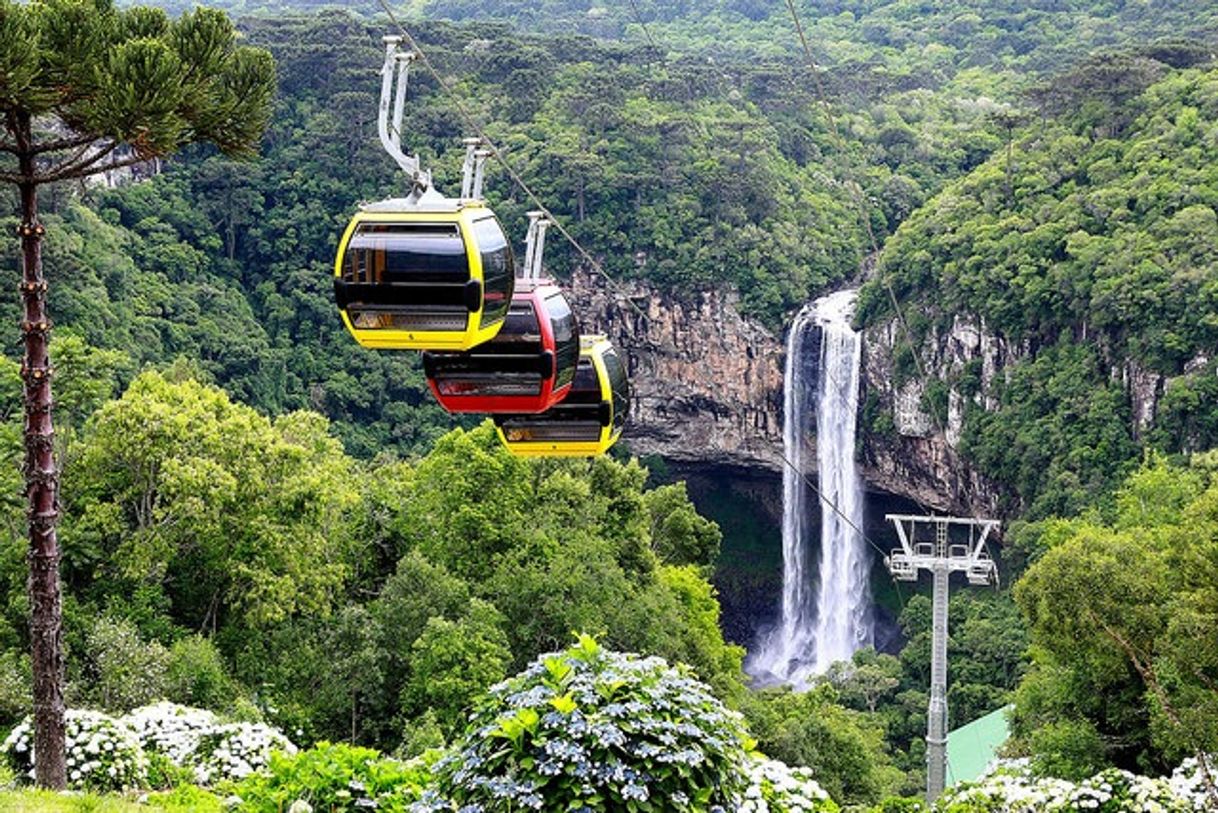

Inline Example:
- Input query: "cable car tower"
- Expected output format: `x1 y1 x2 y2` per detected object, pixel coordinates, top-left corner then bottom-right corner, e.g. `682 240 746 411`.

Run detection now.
885 514 999 804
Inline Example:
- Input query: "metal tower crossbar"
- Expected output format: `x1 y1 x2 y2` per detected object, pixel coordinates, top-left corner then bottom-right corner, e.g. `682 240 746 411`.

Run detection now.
884 514 1000 804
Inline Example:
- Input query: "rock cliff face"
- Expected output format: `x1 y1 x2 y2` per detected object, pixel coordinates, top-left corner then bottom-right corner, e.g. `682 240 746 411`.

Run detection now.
567 269 785 470
572 269 1193 519
860 315 1016 515
568 269 1008 513
567 272 1020 516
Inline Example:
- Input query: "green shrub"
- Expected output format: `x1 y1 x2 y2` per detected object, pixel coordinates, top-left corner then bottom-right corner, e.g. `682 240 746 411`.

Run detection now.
0 652 29 732
166 636 241 713
1028 719 1107 781
76 617 169 713
419 635 837 812
233 741 432 812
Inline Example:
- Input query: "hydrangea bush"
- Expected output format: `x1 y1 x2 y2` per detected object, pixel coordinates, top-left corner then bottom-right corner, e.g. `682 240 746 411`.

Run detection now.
743 756 836 813
1 709 147 791
1 703 297 792
414 635 838 813
936 758 1210 812
1169 755 1218 811
192 721 297 785
122 701 219 765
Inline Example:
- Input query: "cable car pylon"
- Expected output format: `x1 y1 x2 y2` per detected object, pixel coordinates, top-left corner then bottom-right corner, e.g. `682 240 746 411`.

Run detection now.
885 514 1000 803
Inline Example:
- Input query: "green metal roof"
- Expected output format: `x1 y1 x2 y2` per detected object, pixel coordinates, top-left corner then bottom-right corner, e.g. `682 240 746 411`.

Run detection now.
946 705 1012 787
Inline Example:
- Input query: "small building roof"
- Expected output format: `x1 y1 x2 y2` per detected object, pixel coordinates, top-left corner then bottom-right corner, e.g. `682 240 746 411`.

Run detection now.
946 705 1012 787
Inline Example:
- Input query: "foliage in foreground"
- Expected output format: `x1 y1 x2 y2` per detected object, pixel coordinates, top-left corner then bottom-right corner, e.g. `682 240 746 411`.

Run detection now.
934 758 1213 812
417 636 837 812
2 709 147 791
1 704 295 792
233 741 433 812
0 785 223 813
0 368 742 754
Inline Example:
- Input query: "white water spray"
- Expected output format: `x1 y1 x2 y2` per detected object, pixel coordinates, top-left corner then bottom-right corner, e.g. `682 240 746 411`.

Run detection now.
808 290 871 674
749 289 871 687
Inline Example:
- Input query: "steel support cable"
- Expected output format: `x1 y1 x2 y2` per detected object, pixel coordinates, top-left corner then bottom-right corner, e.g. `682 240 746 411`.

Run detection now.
602 2 911 607
624 0 658 49
373 2 911 611
777 445 901 571
785 0 1000 591
372 0 650 323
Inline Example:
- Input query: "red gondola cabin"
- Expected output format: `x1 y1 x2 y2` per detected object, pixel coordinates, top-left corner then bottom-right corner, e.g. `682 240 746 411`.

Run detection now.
421 280 580 414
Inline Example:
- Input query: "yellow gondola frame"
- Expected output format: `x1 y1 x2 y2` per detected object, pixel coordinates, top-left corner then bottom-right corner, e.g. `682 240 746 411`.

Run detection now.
494 335 628 457
334 201 513 350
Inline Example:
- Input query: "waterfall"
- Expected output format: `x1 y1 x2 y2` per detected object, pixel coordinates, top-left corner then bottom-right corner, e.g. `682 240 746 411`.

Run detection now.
808 289 872 674
748 289 871 687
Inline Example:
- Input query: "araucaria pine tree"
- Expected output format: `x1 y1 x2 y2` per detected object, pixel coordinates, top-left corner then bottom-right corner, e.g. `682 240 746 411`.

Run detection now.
0 0 274 788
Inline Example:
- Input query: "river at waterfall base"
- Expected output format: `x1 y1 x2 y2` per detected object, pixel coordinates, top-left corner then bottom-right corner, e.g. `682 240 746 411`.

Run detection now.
747 290 873 689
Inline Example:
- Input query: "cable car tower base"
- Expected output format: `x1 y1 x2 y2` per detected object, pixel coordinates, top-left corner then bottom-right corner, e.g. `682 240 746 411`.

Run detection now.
885 514 1000 804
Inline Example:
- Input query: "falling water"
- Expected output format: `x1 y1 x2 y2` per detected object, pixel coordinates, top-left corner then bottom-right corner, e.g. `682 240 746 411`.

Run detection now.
808 289 872 674
748 289 871 687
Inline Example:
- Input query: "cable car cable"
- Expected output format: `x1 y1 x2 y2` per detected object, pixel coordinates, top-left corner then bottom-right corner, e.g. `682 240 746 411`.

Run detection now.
781 1 998 574
368 5 916 608
372 0 651 325
583 5 914 610
624 0 658 50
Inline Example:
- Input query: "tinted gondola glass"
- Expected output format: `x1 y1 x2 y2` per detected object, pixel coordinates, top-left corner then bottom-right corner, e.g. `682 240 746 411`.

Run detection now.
423 281 580 414
494 335 628 457
333 205 514 350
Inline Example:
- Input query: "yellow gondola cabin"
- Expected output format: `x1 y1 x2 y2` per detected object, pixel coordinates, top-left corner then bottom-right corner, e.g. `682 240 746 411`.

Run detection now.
494 335 629 457
333 200 514 350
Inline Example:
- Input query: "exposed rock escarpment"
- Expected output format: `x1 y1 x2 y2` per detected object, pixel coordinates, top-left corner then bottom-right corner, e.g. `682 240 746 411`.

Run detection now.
860 315 1015 515
568 269 784 470
569 269 1005 513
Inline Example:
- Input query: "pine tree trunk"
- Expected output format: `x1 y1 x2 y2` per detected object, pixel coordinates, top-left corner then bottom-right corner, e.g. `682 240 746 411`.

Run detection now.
16 116 66 789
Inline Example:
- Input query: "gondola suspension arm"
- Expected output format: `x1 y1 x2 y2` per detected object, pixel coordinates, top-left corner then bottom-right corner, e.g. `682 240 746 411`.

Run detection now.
460 136 493 200
378 35 431 196
521 211 551 282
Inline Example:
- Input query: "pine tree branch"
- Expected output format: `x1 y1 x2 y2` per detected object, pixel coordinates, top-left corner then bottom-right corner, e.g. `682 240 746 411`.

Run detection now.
30 134 96 156
36 141 120 183
0 171 22 184
37 139 106 180
0 141 19 155
37 151 152 184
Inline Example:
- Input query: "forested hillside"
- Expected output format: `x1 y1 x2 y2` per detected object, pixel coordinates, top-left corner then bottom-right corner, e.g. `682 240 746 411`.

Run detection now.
861 59 1218 516
1 0 1217 810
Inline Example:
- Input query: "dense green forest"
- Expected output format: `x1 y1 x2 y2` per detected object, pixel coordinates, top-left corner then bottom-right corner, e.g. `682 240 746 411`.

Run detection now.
860 58 1218 517
1 0 1217 810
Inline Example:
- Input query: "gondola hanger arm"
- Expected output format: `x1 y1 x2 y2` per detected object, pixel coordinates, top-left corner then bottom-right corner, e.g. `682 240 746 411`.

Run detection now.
378 35 431 196
522 211 552 282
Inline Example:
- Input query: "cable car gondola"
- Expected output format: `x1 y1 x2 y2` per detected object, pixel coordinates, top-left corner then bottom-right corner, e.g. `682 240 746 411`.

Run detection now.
422 214 580 413
334 201 513 350
423 279 579 412
332 37 513 351
494 335 629 457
